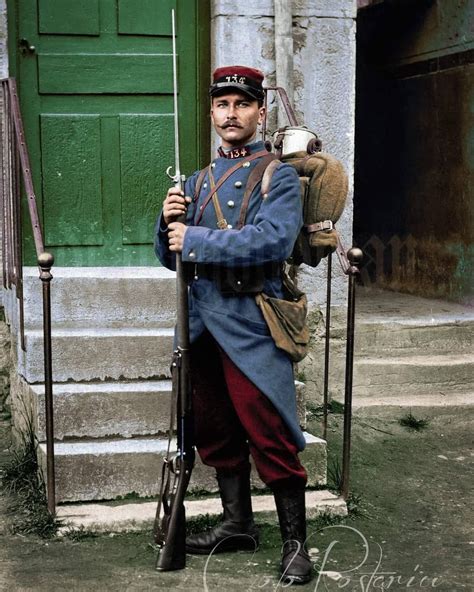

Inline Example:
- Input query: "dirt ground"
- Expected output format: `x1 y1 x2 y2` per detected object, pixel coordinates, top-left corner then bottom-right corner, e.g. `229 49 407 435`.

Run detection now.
0 404 472 592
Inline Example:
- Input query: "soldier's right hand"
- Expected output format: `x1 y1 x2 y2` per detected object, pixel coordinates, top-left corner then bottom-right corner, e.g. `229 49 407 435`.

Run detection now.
163 187 192 226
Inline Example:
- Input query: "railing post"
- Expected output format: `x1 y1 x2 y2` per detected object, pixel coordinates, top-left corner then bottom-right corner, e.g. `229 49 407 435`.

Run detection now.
341 247 363 501
38 251 55 516
322 252 332 441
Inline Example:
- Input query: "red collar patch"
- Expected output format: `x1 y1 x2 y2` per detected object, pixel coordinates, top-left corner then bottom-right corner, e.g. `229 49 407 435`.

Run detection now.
218 146 251 159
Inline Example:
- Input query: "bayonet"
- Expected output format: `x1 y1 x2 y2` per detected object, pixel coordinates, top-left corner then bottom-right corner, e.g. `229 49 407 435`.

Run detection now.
166 9 185 191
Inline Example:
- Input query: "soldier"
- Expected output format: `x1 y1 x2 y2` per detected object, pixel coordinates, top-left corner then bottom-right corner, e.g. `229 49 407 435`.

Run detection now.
155 65 312 585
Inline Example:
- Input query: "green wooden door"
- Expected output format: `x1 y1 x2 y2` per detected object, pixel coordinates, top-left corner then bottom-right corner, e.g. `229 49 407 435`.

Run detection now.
10 0 209 266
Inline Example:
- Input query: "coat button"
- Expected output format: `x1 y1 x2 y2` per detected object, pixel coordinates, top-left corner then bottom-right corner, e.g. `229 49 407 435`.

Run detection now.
203 182 207 189
234 181 242 188
227 200 235 208
188 251 196 259
211 162 216 168
227 224 233 229
243 162 250 168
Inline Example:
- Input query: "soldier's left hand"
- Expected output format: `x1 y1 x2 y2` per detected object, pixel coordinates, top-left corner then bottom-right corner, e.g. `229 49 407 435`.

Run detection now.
168 222 188 252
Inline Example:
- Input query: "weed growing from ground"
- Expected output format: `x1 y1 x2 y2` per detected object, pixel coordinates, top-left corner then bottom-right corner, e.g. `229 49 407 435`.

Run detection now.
186 512 222 535
306 400 345 421
346 491 364 517
1 414 58 538
327 457 343 492
62 525 98 542
399 412 430 432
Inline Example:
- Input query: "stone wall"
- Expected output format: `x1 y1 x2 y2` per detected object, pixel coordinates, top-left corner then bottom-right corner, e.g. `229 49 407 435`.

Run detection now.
0 318 11 415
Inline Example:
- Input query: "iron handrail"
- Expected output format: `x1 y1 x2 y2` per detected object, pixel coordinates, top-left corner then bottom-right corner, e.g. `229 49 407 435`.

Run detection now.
322 236 363 500
0 77 56 516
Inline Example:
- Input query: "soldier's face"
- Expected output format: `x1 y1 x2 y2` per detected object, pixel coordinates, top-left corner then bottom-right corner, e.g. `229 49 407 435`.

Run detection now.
211 92 265 148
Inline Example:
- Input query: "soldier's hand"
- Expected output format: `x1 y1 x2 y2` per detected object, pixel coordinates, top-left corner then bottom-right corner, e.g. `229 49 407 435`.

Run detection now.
163 187 192 226
168 222 188 253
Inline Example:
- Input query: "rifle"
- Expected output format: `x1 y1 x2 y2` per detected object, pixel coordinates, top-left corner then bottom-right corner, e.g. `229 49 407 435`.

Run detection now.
153 9 195 571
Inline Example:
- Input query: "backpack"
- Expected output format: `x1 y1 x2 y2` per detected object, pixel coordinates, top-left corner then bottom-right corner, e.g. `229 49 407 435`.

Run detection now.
194 148 348 268
261 150 348 267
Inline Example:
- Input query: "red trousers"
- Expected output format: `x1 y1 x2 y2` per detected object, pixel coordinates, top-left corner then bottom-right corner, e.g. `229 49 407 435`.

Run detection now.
190 332 307 487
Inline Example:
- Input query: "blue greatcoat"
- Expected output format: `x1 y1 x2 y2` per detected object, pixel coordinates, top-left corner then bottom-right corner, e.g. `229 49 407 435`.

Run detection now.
154 141 305 451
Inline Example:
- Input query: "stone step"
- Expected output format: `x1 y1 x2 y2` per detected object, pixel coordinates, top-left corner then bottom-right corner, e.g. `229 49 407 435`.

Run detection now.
38 432 326 503
57 490 347 533
353 287 474 357
30 380 172 441
22 267 177 329
19 327 175 383
353 353 474 398
353 321 474 357
352 391 474 408
30 379 306 441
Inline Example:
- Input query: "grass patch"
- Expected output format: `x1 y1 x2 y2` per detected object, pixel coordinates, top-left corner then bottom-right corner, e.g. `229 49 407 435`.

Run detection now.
62 525 99 542
327 457 343 492
186 512 222 535
306 400 345 421
308 510 345 530
1 425 58 538
399 412 430 432
345 491 364 517
295 370 307 383
328 400 344 414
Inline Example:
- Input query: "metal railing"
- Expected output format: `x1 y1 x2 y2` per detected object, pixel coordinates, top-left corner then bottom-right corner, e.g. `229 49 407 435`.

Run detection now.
323 241 363 500
0 77 56 516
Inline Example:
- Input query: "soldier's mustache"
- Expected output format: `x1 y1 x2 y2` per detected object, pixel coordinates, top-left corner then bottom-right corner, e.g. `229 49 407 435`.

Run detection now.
221 121 242 129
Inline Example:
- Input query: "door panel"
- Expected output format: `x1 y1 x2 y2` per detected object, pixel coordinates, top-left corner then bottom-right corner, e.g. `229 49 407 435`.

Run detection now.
118 0 175 36
119 114 174 245
38 54 173 94
41 114 104 246
39 0 101 36
13 0 208 266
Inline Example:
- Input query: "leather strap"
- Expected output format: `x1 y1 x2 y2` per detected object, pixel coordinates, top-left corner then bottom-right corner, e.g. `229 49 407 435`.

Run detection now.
305 220 334 233
260 158 281 198
193 168 207 202
194 149 269 225
237 154 278 229
208 166 228 229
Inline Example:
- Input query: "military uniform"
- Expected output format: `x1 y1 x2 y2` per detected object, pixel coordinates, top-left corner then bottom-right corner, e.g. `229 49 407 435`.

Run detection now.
155 65 313 585
155 139 307 467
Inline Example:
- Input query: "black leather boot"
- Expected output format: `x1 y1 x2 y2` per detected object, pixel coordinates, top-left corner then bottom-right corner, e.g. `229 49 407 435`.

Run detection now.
273 482 313 585
186 468 259 554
